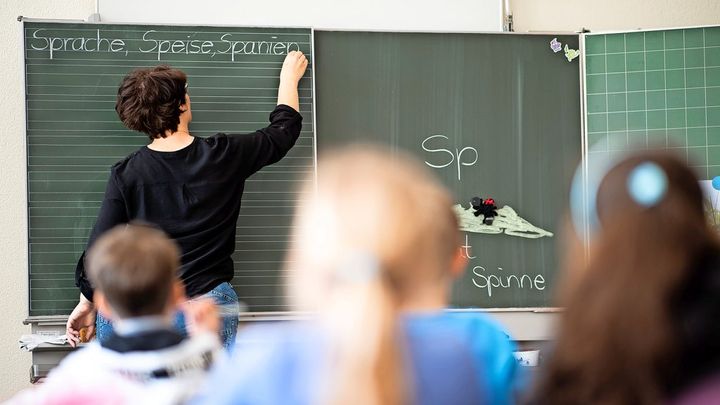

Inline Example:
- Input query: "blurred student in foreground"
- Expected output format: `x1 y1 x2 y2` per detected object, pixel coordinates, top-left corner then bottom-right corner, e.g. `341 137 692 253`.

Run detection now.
9 224 222 404
532 151 720 405
193 146 521 405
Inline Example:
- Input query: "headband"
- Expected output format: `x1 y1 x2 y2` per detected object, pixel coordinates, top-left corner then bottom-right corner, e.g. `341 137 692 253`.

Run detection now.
570 152 668 238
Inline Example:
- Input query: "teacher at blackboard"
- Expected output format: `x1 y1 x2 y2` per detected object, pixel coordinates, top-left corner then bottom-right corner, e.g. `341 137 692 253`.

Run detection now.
65 51 309 349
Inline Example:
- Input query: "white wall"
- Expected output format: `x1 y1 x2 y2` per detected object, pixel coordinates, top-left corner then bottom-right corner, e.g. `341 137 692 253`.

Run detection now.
512 0 720 33
1 0 719 399
0 1 96 399
97 0 503 31
98 0 720 33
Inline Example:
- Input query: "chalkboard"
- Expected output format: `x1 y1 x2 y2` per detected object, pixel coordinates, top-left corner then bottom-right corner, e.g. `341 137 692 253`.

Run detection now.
584 27 720 179
24 21 314 316
315 31 582 308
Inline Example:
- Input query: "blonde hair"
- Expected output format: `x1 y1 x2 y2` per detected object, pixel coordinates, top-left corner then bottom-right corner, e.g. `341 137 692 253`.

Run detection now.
287 145 460 405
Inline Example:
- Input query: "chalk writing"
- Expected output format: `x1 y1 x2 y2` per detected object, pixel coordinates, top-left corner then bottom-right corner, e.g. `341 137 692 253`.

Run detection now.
461 234 547 297
216 33 300 61
461 234 476 259
471 265 546 297
139 30 215 60
30 29 127 59
28 29 301 61
421 134 478 181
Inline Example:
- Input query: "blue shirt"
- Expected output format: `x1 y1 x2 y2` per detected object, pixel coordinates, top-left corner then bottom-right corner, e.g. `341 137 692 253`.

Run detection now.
193 312 520 405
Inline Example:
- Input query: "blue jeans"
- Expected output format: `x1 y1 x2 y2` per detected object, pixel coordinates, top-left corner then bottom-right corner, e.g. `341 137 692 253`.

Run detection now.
96 282 240 350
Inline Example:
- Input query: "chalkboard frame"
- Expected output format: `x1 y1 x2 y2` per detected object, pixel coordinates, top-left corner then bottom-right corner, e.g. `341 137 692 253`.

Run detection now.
20 20 582 339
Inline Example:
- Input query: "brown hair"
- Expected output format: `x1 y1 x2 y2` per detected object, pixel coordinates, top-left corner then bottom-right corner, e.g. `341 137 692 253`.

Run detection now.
288 145 460 405
115 65 187 139
86 223 180 318
533 151 720 404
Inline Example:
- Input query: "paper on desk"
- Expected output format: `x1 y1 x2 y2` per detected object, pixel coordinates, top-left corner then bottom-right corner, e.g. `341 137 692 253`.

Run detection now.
19 332 68 351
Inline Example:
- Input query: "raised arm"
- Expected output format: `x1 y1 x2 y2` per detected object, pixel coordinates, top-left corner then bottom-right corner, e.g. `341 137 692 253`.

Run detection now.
230 51 308 177
277 50 308 112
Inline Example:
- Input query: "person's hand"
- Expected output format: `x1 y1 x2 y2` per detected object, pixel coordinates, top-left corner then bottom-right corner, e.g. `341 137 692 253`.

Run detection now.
182 298 220 338
280 51 308 85
66 295 96 347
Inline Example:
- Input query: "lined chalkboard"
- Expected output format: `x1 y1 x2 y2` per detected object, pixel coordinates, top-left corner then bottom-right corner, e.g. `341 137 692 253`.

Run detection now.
584 26 720 178
26 24 583 314
315 31 582 308
24 22 314 316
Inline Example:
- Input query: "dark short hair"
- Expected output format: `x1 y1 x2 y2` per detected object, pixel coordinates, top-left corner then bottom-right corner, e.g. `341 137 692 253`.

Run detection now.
86 223 179 318
115 65 187 140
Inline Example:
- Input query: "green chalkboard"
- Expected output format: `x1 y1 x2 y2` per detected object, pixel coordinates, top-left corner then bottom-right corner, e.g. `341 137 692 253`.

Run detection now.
24 21 314 316
584 26 720 179
315 31 582 308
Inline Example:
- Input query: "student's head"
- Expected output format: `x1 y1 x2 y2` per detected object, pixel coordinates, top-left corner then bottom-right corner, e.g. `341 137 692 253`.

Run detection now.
287 145 464 405
115 65 191 140
536 150 720 404
86 223 185 319
289 145 464 312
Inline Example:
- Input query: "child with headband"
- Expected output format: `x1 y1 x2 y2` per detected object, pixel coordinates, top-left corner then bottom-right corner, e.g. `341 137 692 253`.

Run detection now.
533 151 720 404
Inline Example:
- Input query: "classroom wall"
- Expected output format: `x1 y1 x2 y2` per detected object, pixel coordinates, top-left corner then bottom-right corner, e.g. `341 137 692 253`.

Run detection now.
512 0 720 33
0 0 719 399
96 0 503 31
0 0 96 398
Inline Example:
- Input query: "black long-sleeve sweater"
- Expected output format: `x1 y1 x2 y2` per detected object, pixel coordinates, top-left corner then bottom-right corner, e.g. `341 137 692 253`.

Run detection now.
75 104 302 300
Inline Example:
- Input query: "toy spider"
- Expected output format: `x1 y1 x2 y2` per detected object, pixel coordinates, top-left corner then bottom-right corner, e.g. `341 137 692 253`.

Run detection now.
471 196 498 225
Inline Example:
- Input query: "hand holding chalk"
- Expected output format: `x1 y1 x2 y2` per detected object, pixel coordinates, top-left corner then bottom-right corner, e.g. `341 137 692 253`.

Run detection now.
65 296 96 347
277 50 308 112
280 50 308 85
